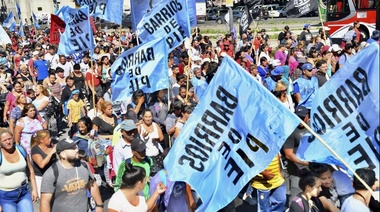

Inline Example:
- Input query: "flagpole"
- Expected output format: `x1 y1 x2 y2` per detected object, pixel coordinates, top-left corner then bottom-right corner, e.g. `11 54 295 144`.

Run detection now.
90 59 96 115
317 0 328 46
118 24 122 55
301 121 374 192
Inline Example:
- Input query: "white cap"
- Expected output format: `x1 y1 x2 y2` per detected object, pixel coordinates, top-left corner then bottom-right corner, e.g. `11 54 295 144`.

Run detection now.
271 59 281 67
32 51 39 56
331 44 342 52
192 55 201 61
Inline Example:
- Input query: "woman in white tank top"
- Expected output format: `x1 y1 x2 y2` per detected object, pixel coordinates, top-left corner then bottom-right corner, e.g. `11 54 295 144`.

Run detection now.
0 130 38 211
138 109 164 157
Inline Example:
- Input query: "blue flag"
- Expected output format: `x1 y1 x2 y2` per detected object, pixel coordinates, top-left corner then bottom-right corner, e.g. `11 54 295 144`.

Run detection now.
3 12 16 31
57 6 94 56
164 56 301 212
297 43 380 177
16 1 21 19
137 0 191 52
76 0 124 25
190 77 208 100
32 12 40 29
18 20 24 37
111 38 169 102
131 0 196 30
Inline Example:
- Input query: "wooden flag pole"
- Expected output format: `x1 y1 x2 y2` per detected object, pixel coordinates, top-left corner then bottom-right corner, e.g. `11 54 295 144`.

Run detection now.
118 24 122 55
301 121 373 192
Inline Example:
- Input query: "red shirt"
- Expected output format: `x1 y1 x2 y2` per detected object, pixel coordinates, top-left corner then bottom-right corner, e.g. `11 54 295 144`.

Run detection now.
86 72 100 87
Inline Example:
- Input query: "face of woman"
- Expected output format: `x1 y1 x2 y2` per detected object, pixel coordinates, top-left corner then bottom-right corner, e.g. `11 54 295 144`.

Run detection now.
319 170 333 188
158 90 165 99
308 178 322 197
19 95 27 104
103 57 109 64
105 105 113 116
49 75 56 83
78 122 88 135
27 107 36 118
35 86 41 95
179 89 186 98
14 83 23 93
0 133 14 150
41 134 51 146
142 112 153 125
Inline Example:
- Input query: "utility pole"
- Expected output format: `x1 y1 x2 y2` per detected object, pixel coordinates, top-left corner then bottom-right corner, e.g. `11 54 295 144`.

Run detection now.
226 0 234 32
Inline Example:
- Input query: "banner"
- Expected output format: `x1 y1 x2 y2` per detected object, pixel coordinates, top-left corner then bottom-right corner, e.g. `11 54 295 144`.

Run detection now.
111 38 169 102
190 77 208 100
50 14 66 44
0 26 12 44
3 12 16 31
137 0 191 52
286 0 318 18
16 1 21 19
76 0 124 25
239 5 253 36
57 6 94 56
32 12 40 29
131 0 196 29
297 43 380 177
164 56 301 212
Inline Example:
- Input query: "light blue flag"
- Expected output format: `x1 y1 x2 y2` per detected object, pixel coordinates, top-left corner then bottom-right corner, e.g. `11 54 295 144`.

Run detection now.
16 1 21 19
111 38 169 102
190 77 208 100
131 0 196 30
137 0 191 52
57 6 94 56
297 43 380 177
18 20 24 37
0 25 12 44
32 12 40 29
164 56 301 212
76 0 124 25
3 12 16 31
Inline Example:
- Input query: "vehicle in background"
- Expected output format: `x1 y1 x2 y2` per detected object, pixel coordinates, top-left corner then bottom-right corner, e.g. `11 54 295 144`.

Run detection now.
215 10 242 24
206 8 218 20
324 0 379 43
269 6 287 18
196 0 207 22
250 7 269 20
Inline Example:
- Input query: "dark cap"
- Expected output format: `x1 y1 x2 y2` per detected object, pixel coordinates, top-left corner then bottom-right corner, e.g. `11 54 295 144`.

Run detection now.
295 106 309 118
126 110 139 123
46 44 53 50
56 138 77 153
131 138 146 152
38 51 45 57
345 43 353 50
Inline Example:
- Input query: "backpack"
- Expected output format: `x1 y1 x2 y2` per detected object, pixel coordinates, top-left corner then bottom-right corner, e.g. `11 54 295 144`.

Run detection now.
0 145 27 165
45 96 61 117
292 196 305 211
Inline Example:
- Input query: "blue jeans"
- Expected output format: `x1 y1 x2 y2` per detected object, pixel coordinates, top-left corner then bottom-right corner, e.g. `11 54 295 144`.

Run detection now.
256 183 286 212
0 183 34 212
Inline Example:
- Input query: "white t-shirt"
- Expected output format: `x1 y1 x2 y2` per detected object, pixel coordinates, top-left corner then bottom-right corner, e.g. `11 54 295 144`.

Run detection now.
108 190 148 212
57 62 73 78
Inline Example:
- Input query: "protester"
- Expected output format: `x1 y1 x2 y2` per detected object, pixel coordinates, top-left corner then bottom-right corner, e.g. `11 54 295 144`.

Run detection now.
3 81 24 123
9 94 27 134
0 130 38 211
40 138 103 212
30 130 56 197
108 163 166 212
92 100 117 140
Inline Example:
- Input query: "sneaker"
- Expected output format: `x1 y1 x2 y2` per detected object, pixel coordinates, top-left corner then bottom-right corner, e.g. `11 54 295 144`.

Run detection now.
58 131 63 136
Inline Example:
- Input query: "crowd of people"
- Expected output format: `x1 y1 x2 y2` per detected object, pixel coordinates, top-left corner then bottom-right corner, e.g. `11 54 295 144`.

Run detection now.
0 18 379 212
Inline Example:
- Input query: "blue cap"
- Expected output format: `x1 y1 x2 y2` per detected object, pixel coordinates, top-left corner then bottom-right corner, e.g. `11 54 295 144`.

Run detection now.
304 23 310 29
301 63 313 71
271 66 284 76
71 89 80 95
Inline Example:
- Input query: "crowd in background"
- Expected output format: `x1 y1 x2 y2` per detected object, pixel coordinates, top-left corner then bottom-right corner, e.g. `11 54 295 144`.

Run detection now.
0 19 379 212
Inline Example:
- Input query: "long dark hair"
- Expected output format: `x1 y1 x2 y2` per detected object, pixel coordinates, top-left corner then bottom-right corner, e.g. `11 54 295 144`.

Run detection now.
22 103 38 118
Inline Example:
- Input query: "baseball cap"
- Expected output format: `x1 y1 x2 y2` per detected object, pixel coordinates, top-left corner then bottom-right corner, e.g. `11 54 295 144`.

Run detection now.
304 23 310 29
331 44 342 52
295 106 309 118
38 51 45 57
271 66 284 76
192 56 201 61
120 120 137 132
131 138 146 152
56 138 77 154
345 43 353 50
271 59 281 67
321 46 332 54
301 63 313 71
71 89 80 95
126 110 139 123
32 51 39 56
223 41 230 46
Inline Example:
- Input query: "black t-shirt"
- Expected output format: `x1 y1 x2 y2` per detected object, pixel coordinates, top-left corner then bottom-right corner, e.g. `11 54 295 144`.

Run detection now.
282 126 308 176
93 115 118 135
31 145 57 176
